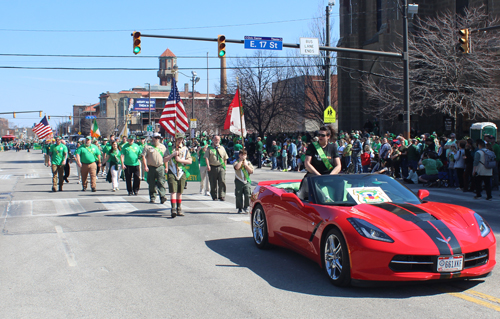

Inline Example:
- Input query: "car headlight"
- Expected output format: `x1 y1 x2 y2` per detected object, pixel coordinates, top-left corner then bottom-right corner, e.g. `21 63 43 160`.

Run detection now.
474 213 491 237
347 218 394 243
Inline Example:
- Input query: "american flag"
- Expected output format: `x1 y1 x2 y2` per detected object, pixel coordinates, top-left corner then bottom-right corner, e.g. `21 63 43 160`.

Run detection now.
32 116 53 139
159 78 188 136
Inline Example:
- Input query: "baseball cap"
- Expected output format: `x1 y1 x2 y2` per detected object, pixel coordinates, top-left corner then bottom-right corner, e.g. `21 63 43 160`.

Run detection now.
85 136 92 140
127 135 135 139
175 132 185 139
153 132 161 138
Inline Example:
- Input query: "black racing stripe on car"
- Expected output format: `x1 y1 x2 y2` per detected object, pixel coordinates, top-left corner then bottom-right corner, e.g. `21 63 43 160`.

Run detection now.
373 203 451 255
430 220 462 255
375 203 422 223
440 272 461 280
309 220 323 242
396 203 437 222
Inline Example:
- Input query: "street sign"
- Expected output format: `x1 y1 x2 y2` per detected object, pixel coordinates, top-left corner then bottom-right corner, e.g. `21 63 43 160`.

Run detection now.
300 37 320 55
146 125 154 132
85 115 96 119
244 36 283 50
324 106 336 123
190 119 197 129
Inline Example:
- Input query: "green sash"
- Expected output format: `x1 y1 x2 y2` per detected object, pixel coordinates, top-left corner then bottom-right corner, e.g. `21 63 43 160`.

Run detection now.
209 145 226 170
239 160 251 183
168 145 190 178
312 142 333 171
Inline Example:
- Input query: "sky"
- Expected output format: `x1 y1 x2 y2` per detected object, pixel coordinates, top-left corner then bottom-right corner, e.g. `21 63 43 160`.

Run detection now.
1 0 340 129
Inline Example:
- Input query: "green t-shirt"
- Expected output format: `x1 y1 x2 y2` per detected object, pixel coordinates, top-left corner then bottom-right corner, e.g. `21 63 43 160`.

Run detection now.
492 144 500 163
49 144 68 166
422 158 443 175
120 143 141 166
407 144 420 161
234 144 243 152
256 141 263 152
102 142 112 155
75 144 101 164
371 142 381 152
199 149 207 167
108 149 121 165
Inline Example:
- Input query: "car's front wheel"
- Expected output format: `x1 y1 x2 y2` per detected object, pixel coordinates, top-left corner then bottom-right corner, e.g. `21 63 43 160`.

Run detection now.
322 228 351 286
252 204 269 249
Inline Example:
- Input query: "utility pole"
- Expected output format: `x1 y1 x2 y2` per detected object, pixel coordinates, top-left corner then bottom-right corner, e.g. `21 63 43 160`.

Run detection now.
403 0 411 139
147 83 152 126
325 3 332 112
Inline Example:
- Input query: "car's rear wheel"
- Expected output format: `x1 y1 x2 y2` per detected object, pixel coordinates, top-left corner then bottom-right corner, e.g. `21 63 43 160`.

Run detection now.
322 228 351 286
252 204 269 249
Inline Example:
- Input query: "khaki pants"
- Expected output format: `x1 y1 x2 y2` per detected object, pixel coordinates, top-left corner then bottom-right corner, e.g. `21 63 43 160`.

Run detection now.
147 165 166 199
235 179 251 209
199 166 209 193
81 162 97 190
51 164 64 188
44 154 50 166
208 165 226 200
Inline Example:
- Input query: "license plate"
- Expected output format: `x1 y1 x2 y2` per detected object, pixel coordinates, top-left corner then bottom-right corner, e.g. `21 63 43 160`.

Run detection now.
437 255 463 272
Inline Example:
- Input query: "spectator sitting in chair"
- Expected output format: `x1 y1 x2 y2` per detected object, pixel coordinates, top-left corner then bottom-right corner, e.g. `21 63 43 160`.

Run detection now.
418 152 443 185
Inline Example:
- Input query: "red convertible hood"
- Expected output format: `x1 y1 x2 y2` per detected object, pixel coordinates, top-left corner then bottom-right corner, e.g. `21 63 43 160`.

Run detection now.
346 202 471 232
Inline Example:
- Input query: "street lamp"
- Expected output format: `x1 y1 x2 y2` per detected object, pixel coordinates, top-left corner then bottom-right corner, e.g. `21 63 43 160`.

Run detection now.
325 1 335 115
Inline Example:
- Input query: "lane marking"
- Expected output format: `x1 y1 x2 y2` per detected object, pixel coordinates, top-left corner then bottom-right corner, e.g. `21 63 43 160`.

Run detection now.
467 290 500 305
55 226 77 267
447 291 500 312
53 199 86 215
98 196 138 212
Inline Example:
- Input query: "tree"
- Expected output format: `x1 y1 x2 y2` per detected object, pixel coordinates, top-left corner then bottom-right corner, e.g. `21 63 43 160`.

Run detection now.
362 6 500 124
230 51 297 137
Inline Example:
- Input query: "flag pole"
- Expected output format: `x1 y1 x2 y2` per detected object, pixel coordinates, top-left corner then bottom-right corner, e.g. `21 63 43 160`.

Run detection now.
236 77 244 150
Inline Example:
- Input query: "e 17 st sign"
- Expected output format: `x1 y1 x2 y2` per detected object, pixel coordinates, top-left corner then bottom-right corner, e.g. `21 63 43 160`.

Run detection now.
244 36 283 50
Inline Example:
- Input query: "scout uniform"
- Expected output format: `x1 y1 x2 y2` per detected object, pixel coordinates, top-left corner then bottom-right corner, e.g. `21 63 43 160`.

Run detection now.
48 137 68 192
164 138 190 194
233 155 254 213
205 141 229 201
75 137 101 191
142 133 167 203
120 136 142 195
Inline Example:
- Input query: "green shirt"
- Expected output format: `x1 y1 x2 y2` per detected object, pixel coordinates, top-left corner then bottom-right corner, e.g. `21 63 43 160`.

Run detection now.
492 144 500 163
120 143 141 166
256 141 263 152
75 144 101 164
199 149 207 167
49 144 68 166
422 158 443 175
108 149 121 165
102 142 112 155
371 142 381 152
407 144 420 161
234 144 243 152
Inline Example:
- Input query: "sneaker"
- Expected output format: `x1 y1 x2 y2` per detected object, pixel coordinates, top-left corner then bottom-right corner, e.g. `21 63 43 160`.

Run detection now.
133 192 138 196
116 188 119 191
52 187 56 192
177 207 185 216
237 208 243 214
205 192 211 196
82 188 86 192
160 197 167 204
112 188 116 192
91 188 96 192
243 207 250 214
171 210 177 218
150 198 156 203
219 197 225 201
96 176 98 180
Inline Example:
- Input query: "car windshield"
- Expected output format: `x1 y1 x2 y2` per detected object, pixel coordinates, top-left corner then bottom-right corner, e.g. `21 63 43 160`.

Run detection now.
310 174 421 206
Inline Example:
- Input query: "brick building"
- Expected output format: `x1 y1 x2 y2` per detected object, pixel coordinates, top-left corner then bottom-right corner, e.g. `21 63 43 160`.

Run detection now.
338 0 500 135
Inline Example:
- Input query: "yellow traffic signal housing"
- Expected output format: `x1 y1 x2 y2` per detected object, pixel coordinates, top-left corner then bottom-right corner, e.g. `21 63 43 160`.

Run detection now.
69 116 72 120
13 112 16 118
132 31 141 55
459 28 469 54
39 111 42 117
48 116 51 120
218 35 226 58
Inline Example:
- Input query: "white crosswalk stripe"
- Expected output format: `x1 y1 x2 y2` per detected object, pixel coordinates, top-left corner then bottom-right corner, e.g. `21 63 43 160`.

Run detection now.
24 173 40 179
0 175 12 179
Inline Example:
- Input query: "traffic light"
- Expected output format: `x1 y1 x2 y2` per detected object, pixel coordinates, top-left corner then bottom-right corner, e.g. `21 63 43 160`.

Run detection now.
459 28 469 54
217 35 226 58
48 116 51 120
132 31 141 55
69 116 72 120
39 111 42 117
13 112 16 118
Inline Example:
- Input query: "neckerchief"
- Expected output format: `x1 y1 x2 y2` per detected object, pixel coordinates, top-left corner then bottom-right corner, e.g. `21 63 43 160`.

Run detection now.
168 145 190 178
312 141 333 171
209 145 226 169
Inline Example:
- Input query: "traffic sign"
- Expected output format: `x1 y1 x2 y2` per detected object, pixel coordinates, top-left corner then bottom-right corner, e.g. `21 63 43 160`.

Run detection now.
190 119 197 129
146 125 154 132
324 106 336 123
85 115 96 119
244 36 282 50
300 38 320 55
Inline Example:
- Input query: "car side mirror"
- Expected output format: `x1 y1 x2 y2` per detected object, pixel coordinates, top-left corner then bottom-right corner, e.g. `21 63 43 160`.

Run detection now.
281 192 304 208
417 189 429 200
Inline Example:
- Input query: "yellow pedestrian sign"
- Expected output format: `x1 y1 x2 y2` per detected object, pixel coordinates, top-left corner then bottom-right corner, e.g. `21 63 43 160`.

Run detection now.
324 106 336 123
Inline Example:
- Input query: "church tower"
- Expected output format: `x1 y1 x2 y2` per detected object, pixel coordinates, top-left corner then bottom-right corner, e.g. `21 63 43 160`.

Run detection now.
157 48 178 88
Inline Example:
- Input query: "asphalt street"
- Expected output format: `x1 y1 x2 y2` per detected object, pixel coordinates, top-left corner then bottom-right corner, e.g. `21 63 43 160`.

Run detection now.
1 149 499 318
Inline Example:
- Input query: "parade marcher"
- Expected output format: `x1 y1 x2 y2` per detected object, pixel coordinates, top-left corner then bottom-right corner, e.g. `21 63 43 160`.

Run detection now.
48 136 68 192
108 141 121 191
298 126 341 200
197 140 210 196
164 133 192 218
205 135 229 201
43 140 51 167
233 149 254 214
138 135 147 180
142 132 168 203
120 135 142 196
62 140 72 183
75 136 101 192
473 139 493 200
75 140 83 184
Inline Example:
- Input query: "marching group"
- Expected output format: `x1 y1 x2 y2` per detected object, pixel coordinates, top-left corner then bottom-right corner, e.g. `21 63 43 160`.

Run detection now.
42 125 499 219
43 132 254 217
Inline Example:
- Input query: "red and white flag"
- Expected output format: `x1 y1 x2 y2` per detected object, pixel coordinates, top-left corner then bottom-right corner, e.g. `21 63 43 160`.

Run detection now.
224 89 247 137
159 78 189 136
32 116 53 139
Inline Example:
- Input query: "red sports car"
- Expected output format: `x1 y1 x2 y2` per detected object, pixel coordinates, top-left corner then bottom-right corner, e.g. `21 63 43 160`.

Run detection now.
250 174 496 286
